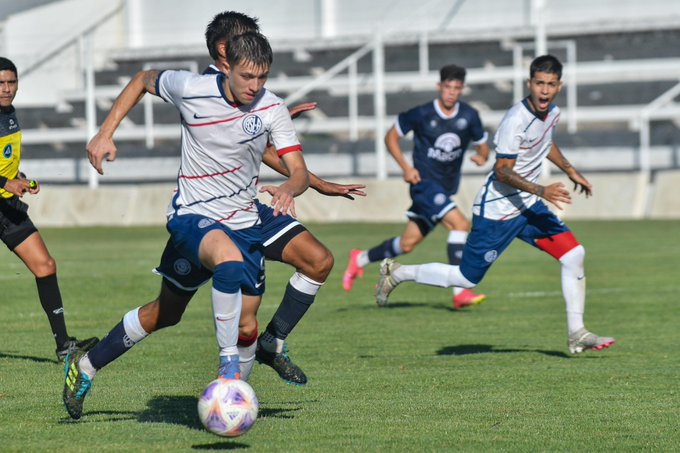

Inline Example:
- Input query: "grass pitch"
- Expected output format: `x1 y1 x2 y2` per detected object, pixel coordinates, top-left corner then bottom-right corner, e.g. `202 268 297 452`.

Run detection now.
0 221 678 452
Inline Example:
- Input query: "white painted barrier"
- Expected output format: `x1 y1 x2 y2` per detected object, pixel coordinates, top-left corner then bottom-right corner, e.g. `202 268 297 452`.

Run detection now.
24 171 680 227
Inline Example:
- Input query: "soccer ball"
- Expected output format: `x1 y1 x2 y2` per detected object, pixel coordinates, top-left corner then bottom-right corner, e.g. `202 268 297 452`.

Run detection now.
197 378 259 437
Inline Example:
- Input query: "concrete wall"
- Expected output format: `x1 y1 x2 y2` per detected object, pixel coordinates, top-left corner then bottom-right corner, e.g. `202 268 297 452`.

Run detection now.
24 170 680 227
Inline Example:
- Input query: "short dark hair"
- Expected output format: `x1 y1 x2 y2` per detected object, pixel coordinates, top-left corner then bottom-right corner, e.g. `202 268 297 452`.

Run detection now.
0 57 18 78
227 31 273 70
205 11 260 60
440 64 466 83
530 55 562 79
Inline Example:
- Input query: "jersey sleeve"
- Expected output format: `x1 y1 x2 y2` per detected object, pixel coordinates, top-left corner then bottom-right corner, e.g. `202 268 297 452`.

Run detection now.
394 106 420 137
468 109 488 145
269 104 302 157
156 70 192 107
493 112 524 159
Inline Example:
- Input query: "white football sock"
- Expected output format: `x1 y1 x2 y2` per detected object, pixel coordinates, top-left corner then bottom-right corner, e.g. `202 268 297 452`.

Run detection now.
238 341 257 381
212 287 241 357
560 245 586 335
392 263 475 289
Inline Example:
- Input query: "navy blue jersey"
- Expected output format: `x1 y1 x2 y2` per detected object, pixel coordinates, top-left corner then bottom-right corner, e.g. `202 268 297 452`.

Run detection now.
396 100 487 194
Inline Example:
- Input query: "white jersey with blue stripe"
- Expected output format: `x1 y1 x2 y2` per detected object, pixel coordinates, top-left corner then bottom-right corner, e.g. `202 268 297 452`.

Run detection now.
156 70 301 230
473 98 560 220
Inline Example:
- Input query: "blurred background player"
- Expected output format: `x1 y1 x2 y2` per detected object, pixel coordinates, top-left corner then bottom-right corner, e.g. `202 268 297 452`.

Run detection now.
0 57 96 362
375 55 615 354
64 31 310 420
342 64 488 309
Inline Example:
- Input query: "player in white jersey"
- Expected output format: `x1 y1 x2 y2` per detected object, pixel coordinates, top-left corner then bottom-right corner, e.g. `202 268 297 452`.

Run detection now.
374 55 615 354
63 32 309 420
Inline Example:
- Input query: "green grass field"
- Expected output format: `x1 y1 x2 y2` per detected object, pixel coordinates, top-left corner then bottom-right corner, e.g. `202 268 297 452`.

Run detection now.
1 221 678 452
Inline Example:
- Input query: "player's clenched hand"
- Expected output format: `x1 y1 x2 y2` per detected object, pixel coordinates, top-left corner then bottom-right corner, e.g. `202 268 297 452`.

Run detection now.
403 167 421 185
288 102 317 119
314 180 367 200
542 182 572 210
2 178 31 197
87 132 118 175
259 185 297 217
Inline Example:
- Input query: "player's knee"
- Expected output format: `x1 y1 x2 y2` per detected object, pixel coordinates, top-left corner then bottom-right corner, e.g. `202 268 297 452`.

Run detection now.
560 244 585 270
239 319 257 339
33 256 57 278
300 246 334 282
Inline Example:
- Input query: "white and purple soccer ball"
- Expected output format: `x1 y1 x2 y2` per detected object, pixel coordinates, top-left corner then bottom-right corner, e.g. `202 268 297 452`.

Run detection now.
198 378 259 437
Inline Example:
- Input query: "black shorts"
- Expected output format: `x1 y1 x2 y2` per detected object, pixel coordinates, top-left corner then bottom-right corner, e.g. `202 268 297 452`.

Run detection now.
0 196 38 251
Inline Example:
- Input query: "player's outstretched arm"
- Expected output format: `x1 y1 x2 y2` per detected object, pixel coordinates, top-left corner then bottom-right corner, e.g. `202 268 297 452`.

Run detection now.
259 151 310 217
261 146 366 200
495 156 572 209
87 70 160 175
547 143 592 197
385 126 420 184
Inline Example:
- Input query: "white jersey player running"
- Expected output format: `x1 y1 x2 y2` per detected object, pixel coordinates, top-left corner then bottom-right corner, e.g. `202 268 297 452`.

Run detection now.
63 32 309 420
374 55 615 354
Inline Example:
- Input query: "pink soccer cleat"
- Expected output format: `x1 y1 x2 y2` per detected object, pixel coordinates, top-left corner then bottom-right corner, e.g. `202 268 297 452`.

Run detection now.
342 249 364 292
452 289 486 310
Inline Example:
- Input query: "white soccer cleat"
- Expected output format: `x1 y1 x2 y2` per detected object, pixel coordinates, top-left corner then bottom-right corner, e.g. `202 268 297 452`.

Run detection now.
375 258 400 307
568 328 616 354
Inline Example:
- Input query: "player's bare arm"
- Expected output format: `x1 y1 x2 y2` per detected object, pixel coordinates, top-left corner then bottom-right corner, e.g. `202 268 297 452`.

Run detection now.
261 146 366 200
2 177 31 197
470 142 490 166
495 156 572 209
385 126 420 184
547 142 592 197
259 151 310 217
87 69 160 174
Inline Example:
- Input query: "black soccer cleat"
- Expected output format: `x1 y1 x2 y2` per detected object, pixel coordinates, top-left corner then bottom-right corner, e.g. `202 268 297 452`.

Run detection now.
56 337 99 362
63 349 93 420
255 340 307 386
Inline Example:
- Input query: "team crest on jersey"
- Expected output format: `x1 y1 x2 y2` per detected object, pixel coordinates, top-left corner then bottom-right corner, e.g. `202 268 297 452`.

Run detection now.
242 114 263 135
433 193 447 206
456 118 468 130
198 218 216 229
484 250 498 263
173 258 192 276
2 144 12 158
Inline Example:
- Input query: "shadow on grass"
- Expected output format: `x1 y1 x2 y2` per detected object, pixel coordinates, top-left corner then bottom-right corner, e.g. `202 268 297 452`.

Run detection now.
438 344 571 358
0 351 58 364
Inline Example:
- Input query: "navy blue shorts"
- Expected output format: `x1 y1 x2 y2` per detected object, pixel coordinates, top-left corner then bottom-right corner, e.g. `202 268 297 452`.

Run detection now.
158 214 265 296
257 200 306 261
460 201 570 284
406 180 456 236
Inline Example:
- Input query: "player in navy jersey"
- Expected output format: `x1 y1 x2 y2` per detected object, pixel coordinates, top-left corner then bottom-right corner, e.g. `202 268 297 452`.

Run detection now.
375 55 615 354
343 64 489 309
0 57 97 362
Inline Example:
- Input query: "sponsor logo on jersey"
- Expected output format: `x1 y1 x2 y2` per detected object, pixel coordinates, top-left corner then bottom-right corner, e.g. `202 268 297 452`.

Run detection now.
173 258 192 276
2 144 12 158
427 133 462 162
456 118 468 130
8 119 17 130
198 218 216 228
242 114 263 135
484 250 498 263
430 119 438 128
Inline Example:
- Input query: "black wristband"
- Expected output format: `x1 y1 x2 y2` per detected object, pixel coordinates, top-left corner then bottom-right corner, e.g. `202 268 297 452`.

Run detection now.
0 176 7 188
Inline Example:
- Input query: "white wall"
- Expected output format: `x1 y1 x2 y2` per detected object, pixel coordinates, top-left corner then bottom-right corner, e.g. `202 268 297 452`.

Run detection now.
24 171 680 227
